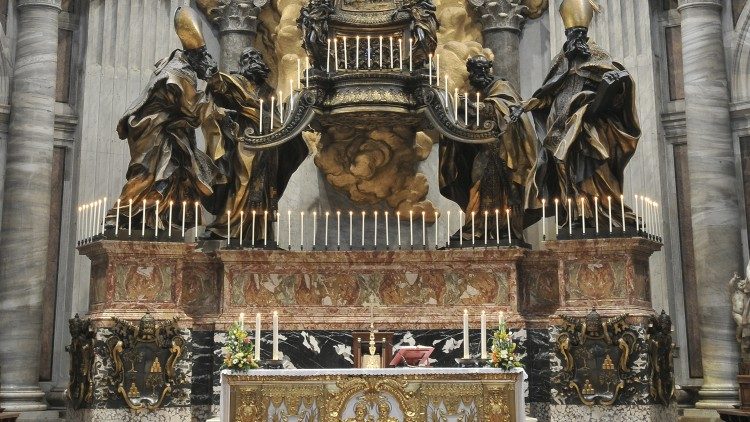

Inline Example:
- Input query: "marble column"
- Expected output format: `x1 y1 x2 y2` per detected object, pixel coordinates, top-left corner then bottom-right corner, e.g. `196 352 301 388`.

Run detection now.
470 0 528 90
200 0 267 73
0 0 60 412
677 0 742 409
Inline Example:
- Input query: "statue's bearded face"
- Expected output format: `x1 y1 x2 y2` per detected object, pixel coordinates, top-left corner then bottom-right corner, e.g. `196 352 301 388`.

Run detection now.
185 46 218 80
239 48 271 84
466 56 494 91
564 28 591 61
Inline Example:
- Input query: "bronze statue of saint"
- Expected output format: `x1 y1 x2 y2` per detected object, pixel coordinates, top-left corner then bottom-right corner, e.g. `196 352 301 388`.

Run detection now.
203 47 307 241
298 0 335 69
440 56 537 242
393 0 439 63
106 7 228 231
511 0 640 229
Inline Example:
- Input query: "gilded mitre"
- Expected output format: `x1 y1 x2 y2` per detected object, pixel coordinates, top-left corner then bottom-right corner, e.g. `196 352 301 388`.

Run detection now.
174 6 206 50
559 0 601 29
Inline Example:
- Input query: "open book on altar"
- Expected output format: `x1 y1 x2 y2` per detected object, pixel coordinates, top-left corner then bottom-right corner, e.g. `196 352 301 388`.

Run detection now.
388 346 434 367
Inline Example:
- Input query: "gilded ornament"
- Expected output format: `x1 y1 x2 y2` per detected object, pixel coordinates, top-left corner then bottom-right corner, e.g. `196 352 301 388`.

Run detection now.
559 0 600 29
65 314 96 410
174 6 207 49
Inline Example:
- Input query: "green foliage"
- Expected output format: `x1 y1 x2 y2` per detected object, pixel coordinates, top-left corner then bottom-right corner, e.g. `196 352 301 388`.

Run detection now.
221 321 259 370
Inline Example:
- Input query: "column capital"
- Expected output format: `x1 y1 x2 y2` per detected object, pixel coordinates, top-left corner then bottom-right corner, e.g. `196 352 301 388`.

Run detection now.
198 0 266 35
17 0 61 11
470 0 528 34
677 0 722 13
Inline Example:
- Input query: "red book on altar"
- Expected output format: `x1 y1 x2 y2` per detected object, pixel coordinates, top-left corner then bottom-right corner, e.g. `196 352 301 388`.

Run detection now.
389 346 434 367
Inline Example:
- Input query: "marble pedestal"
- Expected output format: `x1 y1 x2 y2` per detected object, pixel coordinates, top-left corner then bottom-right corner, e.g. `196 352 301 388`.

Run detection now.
70 237 671 421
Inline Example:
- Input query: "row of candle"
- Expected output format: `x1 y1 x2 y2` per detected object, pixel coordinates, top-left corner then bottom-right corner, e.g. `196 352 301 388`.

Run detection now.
238 312 280 361
538 194 663 240
462 310 506 360
326 35 411 72
76 197 202 243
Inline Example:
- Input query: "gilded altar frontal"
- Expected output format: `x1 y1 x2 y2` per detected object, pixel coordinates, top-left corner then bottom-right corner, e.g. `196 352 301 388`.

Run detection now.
1 0 750 422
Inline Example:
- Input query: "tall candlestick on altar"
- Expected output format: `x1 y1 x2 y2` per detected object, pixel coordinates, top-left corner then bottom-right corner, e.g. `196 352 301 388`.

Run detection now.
446 210 451 245
620 194 626 232
276 212 280 244
634 194 640 232
389 36 393 68
287 210 292 247
481 310 487 359
435 54 440 86
251 210 256 246
361 211 365 247
567 198 572 235
398 38 403 69
463 309 469 359
554 198 559 235
278 90 284 123
385 211 389 246
408 38 412 71
142 199 146 236
434 211 438 247
343 37 348 69
289 79 294 115
476 93 480 127
349 211 353 247
580 197 585 234
397 211 402 247
444 75 448 107
259 99 264 133
115 199 121 236
129 199 134 236
506 209 511 244
422 211 426 246
356 36 360 69
367 36 371 68
608 196 613 233
471 211 475 245
270 97 275 130
168 201 173 237
300 211 305 248
464 93 468 125
327 38 331 72
484 211 488 245
297 58 301 88
154 200 160 237
101 197 107 235
179 200 185 237
374 211 378 247
541 199 546 237
193 202 200 239
379 36 383 68
227 211 231 245
336 211 341 247
325 211 330 247
305 57 310 87
77 206 82 242
428 54 432 84
459 210 464 247
593 197 598 233
264 211 268 246
495 209 500 245
453 88 459 121
409 210 414 247
254 313 261 361
640 195 645 232
80 204 86 241
313 211 317 247
333 38 338 71
272 311 279 360
239 312 245 330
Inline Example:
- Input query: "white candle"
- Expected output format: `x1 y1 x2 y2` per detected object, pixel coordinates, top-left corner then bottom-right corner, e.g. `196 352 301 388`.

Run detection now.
389 36 393 68
434 211 438 247
349 211 353 246
409 210 414 247
554 198 559 235
408 38 412 71
333 38 338 71
385 211 389 246
471 211 475 245
367 35 371 68
227 210 231 245
541 199 546 238
361 211 365 247
101 197 107 235
337 211 341 247
435 54 440 86
640 195 645 232
259 99 264 134
278 90 284 124
129 199 133 236
276 212 280 244
580 197 586 234
459 210 464 247
141 199 146 236
422 211 426 246
495 209 500 245
620 194 626 232
168 201 173 237
264 211 268 246
568 198 572 235
270 97 275 130
251 210 256 246
180 201 185 237
464 93 468 125
239 312 245 330
327 38 331 72
397 211 402 247
499 310 505 327
453 88 459 121
463 309 469 359
305 57 310 88
593 196 598 233
272 311 279 360
634 194 640 232
484 211 488 245
343 37 348 69
287 210 292 247
608 196 613 233
506 209 511 244
428 54 432 84
313 211 317 247
240 211 244 246
379 35 383 68
374 211 378 247
254 313 261 361
300 211 305 248
398 39 403 69
289 79 294 115
325 211 330 247
476 93 480 127
297 58 301 88
81 204 86 241
154 200 160 237
480 310 487 359
115 199 121 236
356 36 360 69
444 75 449 107
77 206 82 241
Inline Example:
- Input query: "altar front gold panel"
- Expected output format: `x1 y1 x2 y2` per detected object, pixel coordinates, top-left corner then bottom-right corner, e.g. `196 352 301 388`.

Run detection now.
223 368 522 422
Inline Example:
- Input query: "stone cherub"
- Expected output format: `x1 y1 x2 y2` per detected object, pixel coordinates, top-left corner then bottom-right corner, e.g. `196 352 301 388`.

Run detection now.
730 261 750 356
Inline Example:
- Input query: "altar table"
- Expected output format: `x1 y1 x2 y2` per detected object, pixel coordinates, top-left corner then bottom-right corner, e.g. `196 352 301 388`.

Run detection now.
220 367 524 421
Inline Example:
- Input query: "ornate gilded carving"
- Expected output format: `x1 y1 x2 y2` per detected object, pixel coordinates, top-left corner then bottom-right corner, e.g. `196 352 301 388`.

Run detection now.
647 310 675 405
555 309 637 406
65 314 96 410
106 313 185 413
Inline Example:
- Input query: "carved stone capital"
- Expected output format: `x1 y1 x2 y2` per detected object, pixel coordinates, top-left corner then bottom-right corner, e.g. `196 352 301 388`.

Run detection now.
198 0 266 35
17 0 61 11
469 0 529 33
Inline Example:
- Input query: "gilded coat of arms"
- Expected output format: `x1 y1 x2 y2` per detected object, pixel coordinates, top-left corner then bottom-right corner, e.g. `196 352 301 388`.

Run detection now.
556 308 637 406
106 313 184 412
65 314 96 410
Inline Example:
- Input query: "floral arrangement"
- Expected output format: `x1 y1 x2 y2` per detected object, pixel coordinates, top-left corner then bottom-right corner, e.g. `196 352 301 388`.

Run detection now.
221 321 259 370
490 322 524 370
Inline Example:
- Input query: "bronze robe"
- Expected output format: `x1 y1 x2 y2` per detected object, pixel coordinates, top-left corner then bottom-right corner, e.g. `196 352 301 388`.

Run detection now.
527 42 640 227
108 50 226 229
440 79 537 240
204 73 307 240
